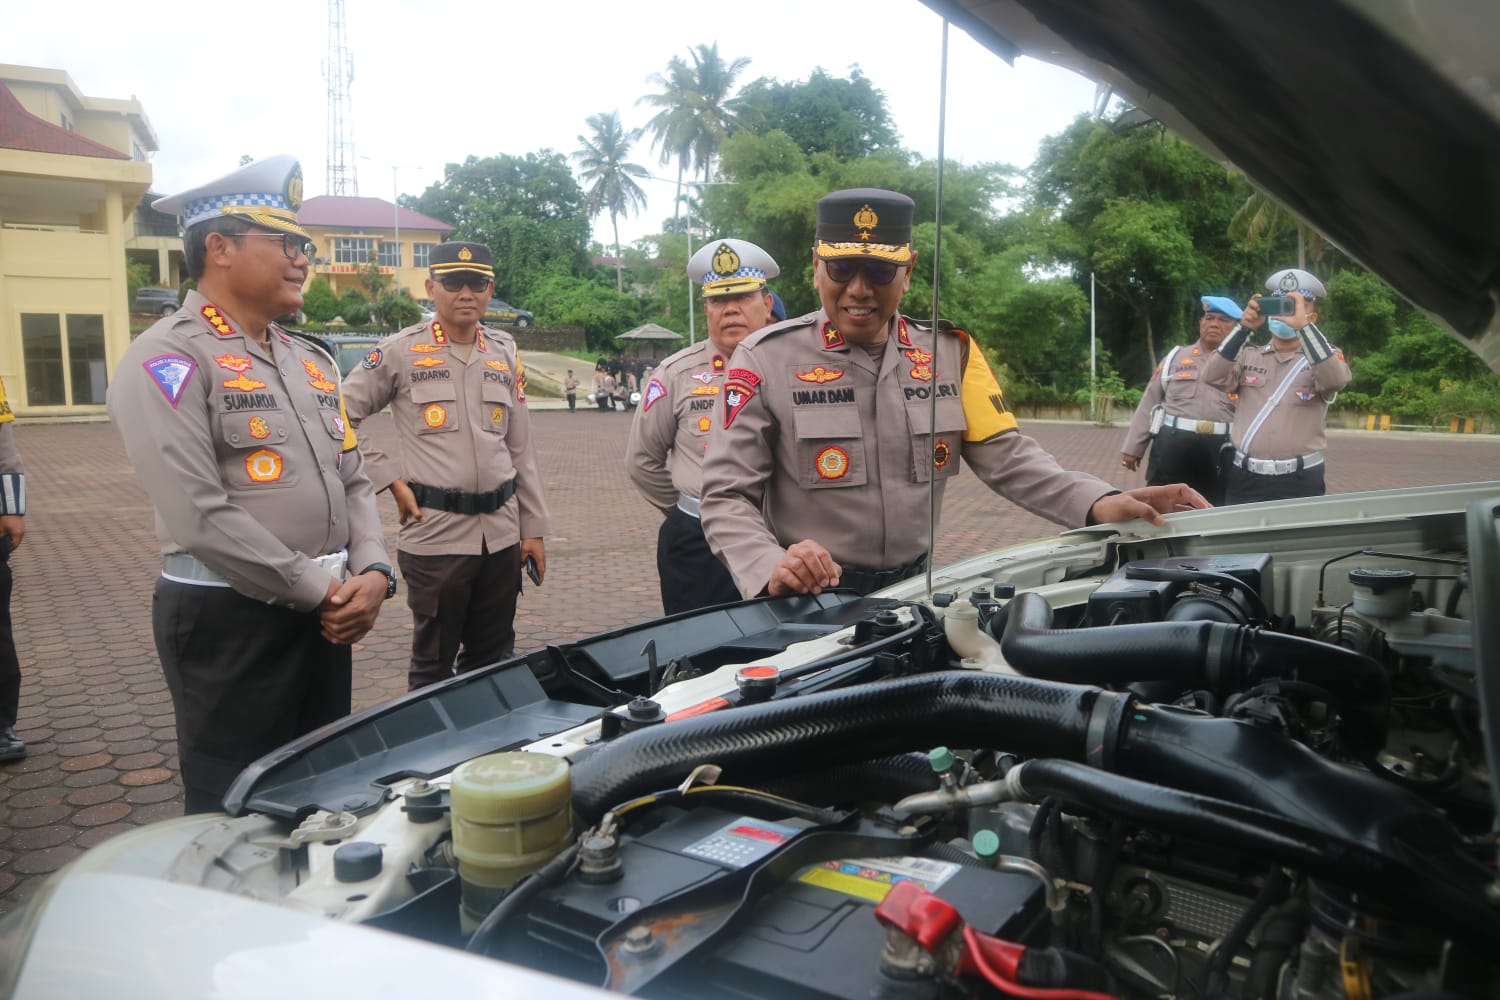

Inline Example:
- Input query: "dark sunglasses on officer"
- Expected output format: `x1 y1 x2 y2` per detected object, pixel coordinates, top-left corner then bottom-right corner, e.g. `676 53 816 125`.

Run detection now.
818 256 904 286
437 274 493 293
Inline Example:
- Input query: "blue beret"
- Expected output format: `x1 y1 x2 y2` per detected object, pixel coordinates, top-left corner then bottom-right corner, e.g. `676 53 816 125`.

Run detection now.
1200 295 1244 319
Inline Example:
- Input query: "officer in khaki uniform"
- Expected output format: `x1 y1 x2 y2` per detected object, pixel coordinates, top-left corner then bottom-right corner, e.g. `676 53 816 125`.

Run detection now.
701 188 1210 598
0 378 27 762
626 238 778 613
1203 268 1352 504
1121 295 1241 504
341 242 551 690
108 156 393 813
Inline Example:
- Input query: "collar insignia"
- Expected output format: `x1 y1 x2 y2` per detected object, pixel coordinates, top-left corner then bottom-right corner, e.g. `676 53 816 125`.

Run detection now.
711 354 726 372
201 304 235 337
821 322 845 350
795 366 845 384
896 317 912 347
431 322 448 345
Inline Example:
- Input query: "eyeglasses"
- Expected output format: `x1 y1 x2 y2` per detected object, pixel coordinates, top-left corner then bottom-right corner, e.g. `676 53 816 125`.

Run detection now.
237 232 315 260
437 275 493 293
819 257 902 286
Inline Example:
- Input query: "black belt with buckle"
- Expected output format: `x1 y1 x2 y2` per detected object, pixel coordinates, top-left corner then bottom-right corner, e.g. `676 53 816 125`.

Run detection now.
840 555 929 596
408 478 518 515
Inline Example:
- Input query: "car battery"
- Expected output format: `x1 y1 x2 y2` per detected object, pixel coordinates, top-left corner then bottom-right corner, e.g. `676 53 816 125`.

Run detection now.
513 805 1043 998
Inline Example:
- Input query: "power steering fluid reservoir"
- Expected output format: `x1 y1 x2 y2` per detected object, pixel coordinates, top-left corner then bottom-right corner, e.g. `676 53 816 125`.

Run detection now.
450 752 572 931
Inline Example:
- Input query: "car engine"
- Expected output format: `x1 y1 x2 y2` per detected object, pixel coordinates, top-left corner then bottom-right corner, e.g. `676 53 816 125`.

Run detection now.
120 496 1498 999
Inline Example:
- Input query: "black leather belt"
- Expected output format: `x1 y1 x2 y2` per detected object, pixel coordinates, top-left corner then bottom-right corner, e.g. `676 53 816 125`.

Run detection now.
408 478 518 515
840 555 928 595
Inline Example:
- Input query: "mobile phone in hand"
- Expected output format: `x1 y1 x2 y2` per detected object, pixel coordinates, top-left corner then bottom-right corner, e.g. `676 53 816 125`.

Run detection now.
524 555 541 586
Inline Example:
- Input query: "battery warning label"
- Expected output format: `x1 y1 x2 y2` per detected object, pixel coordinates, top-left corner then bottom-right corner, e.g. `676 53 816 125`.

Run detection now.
797 856 961 903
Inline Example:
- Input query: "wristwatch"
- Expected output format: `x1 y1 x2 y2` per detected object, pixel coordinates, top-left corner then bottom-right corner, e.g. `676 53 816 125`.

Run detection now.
361 562 398 599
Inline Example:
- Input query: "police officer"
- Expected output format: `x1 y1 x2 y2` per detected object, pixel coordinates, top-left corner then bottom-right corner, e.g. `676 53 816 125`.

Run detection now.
0 377 27 762
1120 295 1241 504
626 238 778 613
564 369 580 412
700 188 1209 597
1203 268 1352 504
108 156 393 813
341 242 551 690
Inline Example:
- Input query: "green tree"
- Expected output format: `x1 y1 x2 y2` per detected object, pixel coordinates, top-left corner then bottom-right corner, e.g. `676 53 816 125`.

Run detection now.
301 276 342 323
527 273 645 352
410 152 590 302
337 288 371 326
736 68 901 159
639 42 751 192
574 111 649 294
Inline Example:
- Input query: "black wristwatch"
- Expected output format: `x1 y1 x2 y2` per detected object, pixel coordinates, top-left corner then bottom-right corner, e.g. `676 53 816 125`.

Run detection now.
361 562 398 599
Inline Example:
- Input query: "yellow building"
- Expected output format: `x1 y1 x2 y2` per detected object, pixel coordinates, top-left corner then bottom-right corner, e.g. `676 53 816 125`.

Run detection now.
299 196 454 302
1 65 154 416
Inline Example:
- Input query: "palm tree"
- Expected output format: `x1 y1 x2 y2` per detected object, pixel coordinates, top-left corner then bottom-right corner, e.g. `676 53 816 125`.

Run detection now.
574 111 649 294
638 44 751 229
1230 188 1326 271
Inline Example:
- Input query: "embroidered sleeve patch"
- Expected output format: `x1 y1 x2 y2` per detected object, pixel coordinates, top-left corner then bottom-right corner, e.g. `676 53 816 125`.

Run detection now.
144 354 198 408
642 377 667 412
723 381 756 428
362 348 383 369
726 367 762 387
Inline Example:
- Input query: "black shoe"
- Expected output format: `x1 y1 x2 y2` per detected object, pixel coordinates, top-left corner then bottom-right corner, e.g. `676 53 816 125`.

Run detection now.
0 725 25 762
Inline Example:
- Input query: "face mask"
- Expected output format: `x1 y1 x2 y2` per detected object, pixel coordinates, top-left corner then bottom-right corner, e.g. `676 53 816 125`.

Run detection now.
1268 319 1298 340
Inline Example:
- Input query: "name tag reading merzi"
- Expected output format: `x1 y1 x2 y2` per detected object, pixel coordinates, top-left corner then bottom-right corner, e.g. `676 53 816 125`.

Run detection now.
903 383 959 401
223 392 279 411
411 369 454 383
791 387 856 405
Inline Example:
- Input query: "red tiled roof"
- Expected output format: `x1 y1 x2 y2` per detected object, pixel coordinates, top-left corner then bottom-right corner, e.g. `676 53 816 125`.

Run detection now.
299 196 454 233
0 82 129 159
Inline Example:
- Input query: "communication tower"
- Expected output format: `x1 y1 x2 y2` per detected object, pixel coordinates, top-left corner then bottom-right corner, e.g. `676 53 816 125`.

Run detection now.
323 0 358 195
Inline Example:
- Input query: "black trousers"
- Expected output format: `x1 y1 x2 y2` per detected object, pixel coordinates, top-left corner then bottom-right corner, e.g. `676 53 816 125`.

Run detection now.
1146 426 1228 505
398 542 522 691
0 540 19 728
1224 462 1327 505
153 579 352 814
566 392 577 412
657 506 742 614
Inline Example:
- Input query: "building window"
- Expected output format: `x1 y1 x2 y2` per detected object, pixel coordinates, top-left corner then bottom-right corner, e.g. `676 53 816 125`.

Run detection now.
412 243 434 269
21 313 107 407
334 237 374 264
132 142 148 163
378 242 402 268
60 113 73 132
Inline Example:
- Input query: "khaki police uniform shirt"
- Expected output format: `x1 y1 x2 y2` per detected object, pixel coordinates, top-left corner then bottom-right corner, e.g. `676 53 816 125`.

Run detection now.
0 377 20 477
1202 337 1351 459
624 340 729 509
106 290 388 611
700 311 1116 597
340 319 551 557
1121 340 1236 457
564 374 580 394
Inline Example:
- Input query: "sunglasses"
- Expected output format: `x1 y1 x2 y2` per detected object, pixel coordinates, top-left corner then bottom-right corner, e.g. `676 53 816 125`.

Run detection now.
239 232 315 260
437 275 493 293
819 256 903 286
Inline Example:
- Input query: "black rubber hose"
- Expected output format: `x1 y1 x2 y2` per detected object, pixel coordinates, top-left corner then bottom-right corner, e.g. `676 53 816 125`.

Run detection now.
571 671 1109 823
759 754 940 807
1011 759 1500 949
1203 866 1289 996
1244 899 1306 1000
464 842 580 956
1001 593 1389 751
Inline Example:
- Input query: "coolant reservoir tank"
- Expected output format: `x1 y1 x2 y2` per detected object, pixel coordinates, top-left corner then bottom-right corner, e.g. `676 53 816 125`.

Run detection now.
450 752 572 930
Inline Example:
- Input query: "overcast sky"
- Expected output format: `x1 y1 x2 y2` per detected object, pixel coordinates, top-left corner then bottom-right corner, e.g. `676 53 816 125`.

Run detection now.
2 0 1097 245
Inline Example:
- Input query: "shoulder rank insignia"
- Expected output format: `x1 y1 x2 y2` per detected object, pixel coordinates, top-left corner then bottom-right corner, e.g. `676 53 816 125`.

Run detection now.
642 377 667 412
201 304 235 337
144 354 197 408
821 322 845 350
213 354 252 373
796 366 844 384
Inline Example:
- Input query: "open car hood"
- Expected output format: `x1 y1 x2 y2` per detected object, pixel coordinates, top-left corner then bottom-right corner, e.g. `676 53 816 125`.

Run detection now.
922 0 1500 371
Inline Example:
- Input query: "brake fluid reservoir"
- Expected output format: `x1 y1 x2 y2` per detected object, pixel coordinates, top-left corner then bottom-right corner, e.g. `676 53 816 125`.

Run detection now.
450 752 572 930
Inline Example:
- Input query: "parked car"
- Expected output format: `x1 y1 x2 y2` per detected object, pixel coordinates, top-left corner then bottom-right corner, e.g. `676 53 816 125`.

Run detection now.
484 298 533 327
312 333 386 377
6 4 1500 999
130 287 180 315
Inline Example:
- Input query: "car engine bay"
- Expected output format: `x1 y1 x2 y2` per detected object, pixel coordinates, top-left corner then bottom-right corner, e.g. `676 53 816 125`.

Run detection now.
88 490 1498 999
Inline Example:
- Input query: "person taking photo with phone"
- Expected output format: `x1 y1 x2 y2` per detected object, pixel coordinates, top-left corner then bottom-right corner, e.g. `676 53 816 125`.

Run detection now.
341 241 551 690
1203 268 1351 504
